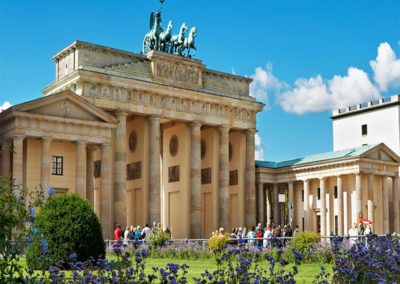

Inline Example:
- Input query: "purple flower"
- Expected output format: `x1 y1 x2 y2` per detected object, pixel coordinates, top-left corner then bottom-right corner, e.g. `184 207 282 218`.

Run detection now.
28 206 35 217
48 187 56 196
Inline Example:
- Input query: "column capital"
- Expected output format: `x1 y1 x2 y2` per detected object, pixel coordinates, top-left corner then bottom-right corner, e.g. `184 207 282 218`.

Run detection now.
101 142 112 148
319 177 326 181
76 140 88 145
114 110 129 116
218 125 230 133
12 134 25 141
246 128 256 135
190 120 202 128
41 136 53 142
148 114 160 121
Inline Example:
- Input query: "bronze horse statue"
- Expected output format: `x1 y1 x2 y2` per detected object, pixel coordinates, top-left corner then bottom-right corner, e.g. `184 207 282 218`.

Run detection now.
183 27 197 57
143 10 163 53
170 22 187 56
159 20 173 52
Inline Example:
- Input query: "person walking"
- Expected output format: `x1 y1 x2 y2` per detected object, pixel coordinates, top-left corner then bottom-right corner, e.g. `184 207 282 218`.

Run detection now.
113 224 122 243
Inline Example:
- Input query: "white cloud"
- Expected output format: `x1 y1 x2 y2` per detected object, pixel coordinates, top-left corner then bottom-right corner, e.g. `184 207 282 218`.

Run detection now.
370 42 400 91
278 67 380 114
250 64 285 108
0 101 11 113
254 132 264 160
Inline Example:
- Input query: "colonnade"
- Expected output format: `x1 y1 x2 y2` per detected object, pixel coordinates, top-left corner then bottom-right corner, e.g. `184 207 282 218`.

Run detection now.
257 173 400 236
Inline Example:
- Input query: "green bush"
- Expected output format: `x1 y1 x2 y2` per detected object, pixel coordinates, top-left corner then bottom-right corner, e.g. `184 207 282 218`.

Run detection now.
208 234 229 250
26 194 105 269
150 229 170 248
290 231 321 256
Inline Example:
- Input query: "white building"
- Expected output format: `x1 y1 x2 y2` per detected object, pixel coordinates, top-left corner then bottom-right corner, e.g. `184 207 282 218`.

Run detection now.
332 94 400 155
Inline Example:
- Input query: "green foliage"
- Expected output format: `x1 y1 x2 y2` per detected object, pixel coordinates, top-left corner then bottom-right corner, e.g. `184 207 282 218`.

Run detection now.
290 231 321 256
207 234 229 250
26 194 105 270
150 229 171 248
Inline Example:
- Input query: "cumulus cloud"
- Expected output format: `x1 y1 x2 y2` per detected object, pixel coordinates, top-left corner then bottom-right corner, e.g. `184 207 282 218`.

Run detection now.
250 64 285 107
370 42 400 91
254 132 264 160
278 68 380 114
0 101 11 113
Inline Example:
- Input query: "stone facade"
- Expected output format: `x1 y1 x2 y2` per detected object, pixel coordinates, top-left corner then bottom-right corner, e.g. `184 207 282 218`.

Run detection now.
0 41 262 239
1 41 399 239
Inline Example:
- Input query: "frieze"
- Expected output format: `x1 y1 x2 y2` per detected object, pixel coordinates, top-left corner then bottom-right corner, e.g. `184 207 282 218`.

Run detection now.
81 81 257 124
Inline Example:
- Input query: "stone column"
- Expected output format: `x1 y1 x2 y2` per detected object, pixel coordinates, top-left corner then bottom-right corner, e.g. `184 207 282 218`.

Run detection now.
86 146 95 207
12 135 24 194
1 139 11 178
76 140 87 198
190 121 201 238
367 175 374 230
41 137 52 198
257 183 264 225
355 173 362 220
218 125 230 230
320 178 326 236
148 115 161 224
382 176 389 233
288 181 294 227
245 129 256 226
303 180 310 231
101 143 113 239
273 183 279 225
114 112 128 228
266 186 272 224
337 175 344 236
393 176 399 233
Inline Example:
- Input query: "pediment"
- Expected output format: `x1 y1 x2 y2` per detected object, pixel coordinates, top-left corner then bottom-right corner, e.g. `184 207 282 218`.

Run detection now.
13 90 117 124
362 144 400 163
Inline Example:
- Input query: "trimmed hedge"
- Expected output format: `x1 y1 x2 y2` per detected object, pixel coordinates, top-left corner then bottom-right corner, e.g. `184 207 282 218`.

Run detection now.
26 194 105 269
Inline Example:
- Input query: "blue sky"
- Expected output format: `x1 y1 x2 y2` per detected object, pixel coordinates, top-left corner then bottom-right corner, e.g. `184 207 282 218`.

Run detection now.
1 0 399 161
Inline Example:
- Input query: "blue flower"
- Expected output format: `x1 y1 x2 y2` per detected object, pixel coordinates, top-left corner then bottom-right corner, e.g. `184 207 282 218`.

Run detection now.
31 227 38 235
48 187 56 196
40 239 48 254
28 206 36 217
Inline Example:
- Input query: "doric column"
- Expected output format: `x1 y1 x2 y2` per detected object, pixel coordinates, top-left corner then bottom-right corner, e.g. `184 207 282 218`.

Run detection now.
190 121 201 238
355 173 362 220
86 146 95 207
100 142 113 239
303 179 310 231
76 140 87 198
393 176 399 232
367 175 374 230
1 139 11 178
148 115 161 224
320 178 326 236
257 183 264 225
273 183 279 225
266 186 272 224
41 137 52 198
114 112 128 228
288 181 294 227
12 135 24 194
245 129 256 226
218 125 230 230
382 176 389 233
337 175 344 236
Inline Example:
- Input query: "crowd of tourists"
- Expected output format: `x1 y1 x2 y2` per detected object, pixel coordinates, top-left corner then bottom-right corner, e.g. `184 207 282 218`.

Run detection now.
113 222 171 243
216 223 300 248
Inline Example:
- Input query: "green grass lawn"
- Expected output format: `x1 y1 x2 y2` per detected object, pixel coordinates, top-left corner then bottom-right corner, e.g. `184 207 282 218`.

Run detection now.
17 256 332 283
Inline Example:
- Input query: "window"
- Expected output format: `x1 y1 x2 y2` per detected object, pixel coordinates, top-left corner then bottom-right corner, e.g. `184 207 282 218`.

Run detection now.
335 215 338 235
361 124 368 136
302 217 304 231
302 190 304 202
334 186 338 199
317 187 321 200
52 156 63 175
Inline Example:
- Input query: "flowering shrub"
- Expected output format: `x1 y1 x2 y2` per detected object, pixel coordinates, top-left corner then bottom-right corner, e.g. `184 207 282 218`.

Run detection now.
290 231 320 256
331 234 400 283
207 233 229 250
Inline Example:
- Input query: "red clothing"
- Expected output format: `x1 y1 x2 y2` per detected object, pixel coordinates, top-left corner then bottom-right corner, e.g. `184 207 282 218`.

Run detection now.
114 227 122 241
